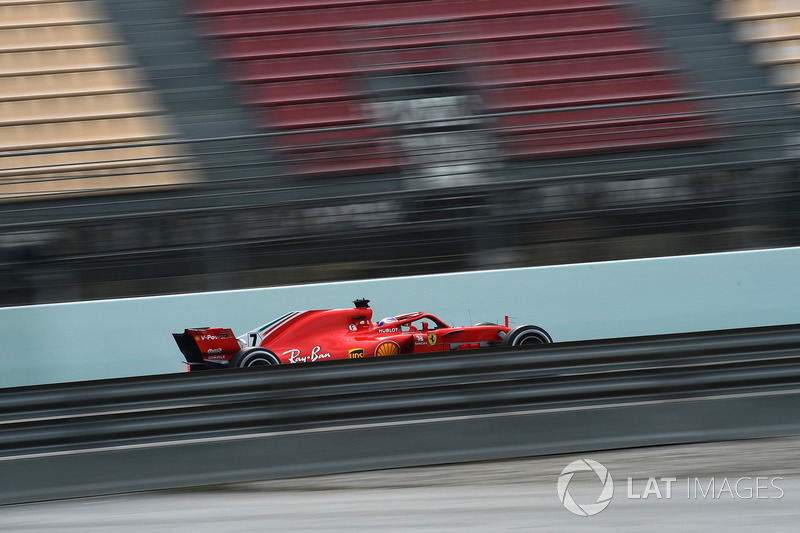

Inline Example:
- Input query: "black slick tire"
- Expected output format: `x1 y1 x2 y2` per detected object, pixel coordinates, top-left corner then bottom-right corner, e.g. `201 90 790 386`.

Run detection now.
230 347 280 368
502 325 553 346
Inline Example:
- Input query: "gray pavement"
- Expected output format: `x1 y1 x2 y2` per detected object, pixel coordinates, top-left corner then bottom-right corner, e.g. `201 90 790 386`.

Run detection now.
2 436 800 532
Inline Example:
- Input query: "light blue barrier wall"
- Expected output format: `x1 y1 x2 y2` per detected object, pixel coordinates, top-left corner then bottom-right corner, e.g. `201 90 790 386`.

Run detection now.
2 248 799 388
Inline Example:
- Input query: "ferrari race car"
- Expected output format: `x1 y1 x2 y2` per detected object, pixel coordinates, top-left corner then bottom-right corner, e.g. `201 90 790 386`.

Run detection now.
173 299 552 370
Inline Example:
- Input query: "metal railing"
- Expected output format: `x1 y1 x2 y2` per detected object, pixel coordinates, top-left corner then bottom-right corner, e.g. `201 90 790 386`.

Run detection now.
1 324 800 504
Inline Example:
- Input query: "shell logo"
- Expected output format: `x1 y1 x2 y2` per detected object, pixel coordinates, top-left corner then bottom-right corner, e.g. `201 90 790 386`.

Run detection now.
375 341 401 357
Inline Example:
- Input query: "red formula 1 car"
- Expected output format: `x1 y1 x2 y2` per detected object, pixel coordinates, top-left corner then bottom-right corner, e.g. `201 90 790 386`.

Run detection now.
173 299 552 370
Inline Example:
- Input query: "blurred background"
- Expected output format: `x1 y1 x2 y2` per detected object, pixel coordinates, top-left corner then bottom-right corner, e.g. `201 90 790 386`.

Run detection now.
1 0 799 307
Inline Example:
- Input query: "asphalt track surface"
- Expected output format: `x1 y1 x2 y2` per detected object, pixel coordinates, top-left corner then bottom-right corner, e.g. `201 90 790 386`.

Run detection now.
2 436 799 532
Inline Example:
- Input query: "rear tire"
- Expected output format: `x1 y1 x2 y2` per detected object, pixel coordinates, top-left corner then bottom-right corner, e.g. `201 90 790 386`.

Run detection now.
502 325 552 346
230 347 280 368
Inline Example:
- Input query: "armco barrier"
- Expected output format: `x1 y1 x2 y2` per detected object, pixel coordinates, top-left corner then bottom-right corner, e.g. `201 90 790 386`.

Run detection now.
1 324 800 505
1 247 800 388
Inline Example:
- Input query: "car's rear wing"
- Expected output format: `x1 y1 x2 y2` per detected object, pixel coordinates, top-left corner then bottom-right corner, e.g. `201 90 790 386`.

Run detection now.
172 327 241 371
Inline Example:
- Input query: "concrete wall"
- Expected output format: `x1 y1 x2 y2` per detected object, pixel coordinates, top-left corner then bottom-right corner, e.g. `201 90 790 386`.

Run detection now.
2 248 799 388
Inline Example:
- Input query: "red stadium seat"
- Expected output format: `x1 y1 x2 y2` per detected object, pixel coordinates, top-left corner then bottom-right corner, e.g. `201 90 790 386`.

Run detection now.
192 0 617 17
200 0 620 38
474 31 653 64
265 100 370 128
243 78 357 106
355 47 461 73
228 54 357 82
215 9 634 61
339 22 472 52
273 126 391 151
484 75 687 111
473 9 635 40
280 133 402 175
273 123 402 174
472 52 671 87
189 0 718 171
190 0 409 16
503 120 718 157
498 102 708 134
215 32 345 60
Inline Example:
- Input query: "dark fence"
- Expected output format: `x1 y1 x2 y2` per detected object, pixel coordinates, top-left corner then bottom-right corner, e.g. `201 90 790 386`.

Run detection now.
1 86 800 305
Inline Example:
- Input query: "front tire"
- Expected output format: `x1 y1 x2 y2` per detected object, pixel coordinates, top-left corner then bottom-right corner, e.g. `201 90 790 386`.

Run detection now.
502 325 552 346
230 347 280 368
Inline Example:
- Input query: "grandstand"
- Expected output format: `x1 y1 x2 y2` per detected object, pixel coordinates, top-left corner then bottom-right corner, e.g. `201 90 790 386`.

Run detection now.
0 0 797 305
0 0 195 201
718 0 800 103
190 0 719 175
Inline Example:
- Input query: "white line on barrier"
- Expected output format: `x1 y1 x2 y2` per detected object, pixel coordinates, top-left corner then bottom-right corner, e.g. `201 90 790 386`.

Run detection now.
0 404 207 426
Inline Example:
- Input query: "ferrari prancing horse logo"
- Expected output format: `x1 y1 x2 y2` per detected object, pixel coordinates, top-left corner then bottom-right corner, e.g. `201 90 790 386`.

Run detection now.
427 333 437 346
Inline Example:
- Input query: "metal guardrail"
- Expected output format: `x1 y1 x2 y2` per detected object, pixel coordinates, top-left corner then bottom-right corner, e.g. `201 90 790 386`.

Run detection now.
1 324 800 505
